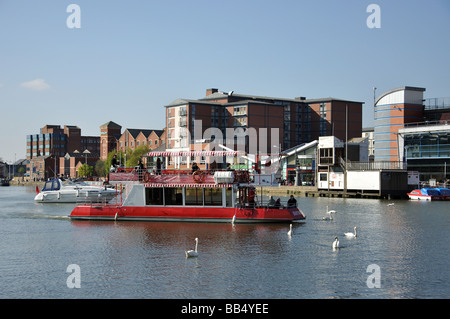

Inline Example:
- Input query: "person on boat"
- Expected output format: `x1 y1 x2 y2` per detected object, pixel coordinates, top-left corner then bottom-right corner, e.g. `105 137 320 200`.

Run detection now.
111 154 118 172
191 162 200 173
268 196 275 207
287 195 297 208
274 198 281 208
226 163 232 171
156 158 162 175
136 159 145 181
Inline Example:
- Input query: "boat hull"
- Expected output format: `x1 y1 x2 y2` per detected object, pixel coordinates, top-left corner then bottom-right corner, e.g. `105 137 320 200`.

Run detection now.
69 205 306 223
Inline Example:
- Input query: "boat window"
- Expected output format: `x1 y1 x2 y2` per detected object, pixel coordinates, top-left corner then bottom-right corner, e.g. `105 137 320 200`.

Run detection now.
164 188 183 206
204 188 222 206
185 188 203 206
146 187 164 205
42 180 53 191
225 188 233 207
52 179 60 191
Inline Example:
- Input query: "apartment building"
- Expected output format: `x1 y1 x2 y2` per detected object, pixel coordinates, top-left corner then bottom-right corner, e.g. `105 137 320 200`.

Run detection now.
164 88 363 168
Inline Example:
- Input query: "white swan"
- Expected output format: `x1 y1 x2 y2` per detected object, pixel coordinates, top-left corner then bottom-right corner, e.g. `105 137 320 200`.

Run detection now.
387 203 394 206
287 224 292 237
344 226 357 238
326 205 336 214
332 237 340 249
185 237 199 258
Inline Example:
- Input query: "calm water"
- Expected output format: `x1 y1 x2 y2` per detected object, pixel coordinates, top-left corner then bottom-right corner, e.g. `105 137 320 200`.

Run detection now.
0 186 448 299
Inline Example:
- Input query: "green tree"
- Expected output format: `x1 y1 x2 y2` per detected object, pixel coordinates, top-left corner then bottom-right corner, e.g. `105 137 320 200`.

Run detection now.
95 160 106 177
104 146 150 175
78 163 93 178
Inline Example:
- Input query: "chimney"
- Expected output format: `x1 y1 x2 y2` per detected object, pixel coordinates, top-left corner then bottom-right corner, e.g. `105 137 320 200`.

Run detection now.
206 88 218 96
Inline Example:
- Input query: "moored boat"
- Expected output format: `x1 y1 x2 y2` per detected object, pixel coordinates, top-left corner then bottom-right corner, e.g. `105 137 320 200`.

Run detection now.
407 187 450 201
35 178 119 203
69 151 306 223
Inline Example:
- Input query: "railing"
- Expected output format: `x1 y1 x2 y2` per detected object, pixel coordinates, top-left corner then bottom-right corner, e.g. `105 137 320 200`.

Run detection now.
339 157 406 171
424 97 450 110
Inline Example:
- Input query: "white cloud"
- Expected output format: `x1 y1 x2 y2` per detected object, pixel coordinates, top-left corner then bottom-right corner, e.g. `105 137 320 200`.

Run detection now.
20 78 50 91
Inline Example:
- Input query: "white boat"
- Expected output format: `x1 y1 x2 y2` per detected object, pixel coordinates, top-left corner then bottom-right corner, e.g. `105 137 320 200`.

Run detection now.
34 178 119 203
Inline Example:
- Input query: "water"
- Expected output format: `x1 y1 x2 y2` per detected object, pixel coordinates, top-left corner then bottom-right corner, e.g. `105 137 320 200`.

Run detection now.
0 186 449 299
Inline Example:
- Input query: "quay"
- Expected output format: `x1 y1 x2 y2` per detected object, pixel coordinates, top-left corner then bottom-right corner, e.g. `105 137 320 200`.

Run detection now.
258 186 406 200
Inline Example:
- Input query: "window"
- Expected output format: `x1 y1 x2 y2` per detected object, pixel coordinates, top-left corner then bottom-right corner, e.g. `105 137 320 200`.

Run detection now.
185 188 203 206
146 188 163 205
204 188 223 206
164 188 183 205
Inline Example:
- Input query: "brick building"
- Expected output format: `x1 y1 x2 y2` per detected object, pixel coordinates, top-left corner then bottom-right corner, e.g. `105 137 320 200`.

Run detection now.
164 88 363 169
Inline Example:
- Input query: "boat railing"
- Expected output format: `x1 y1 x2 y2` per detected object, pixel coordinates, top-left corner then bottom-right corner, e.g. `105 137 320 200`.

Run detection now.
109 168 251 184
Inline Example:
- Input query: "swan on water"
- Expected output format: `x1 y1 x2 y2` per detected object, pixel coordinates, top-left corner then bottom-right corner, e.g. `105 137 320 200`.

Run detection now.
326 205 336 214
332 237 340 249
185 237 199 258
287 224 292 237
387 203 394 206
344 226 357 238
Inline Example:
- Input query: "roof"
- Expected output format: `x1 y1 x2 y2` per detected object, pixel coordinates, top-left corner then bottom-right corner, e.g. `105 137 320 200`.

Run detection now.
375 86 426 106
100 121 122 129
166 98 222 107
124 128 164 138
304 97 365 104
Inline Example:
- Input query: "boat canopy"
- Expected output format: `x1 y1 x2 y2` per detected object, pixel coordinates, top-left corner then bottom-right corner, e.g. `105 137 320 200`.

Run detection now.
435 187 450 195
42 178 61 192
420 188 440 196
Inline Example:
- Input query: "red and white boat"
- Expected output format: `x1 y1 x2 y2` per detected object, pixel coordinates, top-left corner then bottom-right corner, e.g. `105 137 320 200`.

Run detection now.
407 187 450 201
69 151 306 223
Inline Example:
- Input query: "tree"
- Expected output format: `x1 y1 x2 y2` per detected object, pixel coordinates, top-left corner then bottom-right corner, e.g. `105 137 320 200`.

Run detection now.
78 163 93 178
95 160 106 177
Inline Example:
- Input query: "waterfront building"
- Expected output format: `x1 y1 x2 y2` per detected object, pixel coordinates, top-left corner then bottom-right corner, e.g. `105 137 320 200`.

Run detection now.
374 86 450 185
26 125 100 179
59 150 100 178
116 128 165 153
164 88 363 169
374 86 426 162
100 121 122 160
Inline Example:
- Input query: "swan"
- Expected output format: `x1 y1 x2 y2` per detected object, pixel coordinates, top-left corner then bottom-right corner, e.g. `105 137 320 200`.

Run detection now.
326 205 336 214
185 237 199 258
387 203 394 206
344 226 357 238
287 224 292 237
332 237 340 249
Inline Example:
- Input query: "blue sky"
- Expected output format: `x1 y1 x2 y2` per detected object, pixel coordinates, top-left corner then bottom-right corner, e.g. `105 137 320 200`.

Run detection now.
1 0 449 162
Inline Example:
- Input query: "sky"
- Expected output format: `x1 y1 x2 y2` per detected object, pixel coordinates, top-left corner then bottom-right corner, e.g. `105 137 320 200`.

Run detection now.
1 0 449 163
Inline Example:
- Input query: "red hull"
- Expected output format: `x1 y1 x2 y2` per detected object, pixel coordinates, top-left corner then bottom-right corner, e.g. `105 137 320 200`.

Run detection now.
69 205 306 223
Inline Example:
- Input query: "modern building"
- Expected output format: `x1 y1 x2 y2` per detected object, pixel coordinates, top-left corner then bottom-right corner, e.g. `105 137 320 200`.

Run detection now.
374 86 450 185
374 86 426 162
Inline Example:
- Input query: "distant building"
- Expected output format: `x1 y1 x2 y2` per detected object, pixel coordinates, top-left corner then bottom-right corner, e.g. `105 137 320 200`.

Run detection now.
26 125 100 178
164 88 363 169
374 86 450 184
99 121 122 160
116 128 165 153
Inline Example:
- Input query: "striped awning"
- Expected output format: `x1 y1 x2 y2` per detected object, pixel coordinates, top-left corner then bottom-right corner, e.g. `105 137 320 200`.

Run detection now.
145 150 244 157
143 183 233 188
